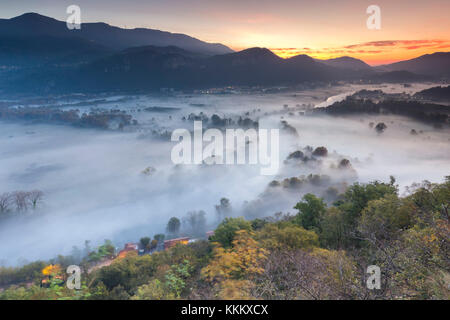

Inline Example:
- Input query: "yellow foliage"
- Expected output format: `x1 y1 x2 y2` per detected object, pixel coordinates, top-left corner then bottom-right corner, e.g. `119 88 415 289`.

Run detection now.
202 230 267 283
42 264 62 276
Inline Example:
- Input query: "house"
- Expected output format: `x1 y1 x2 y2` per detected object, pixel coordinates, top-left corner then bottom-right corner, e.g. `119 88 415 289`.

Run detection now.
117 242 138 259
206 231 215 238
163 237 190 250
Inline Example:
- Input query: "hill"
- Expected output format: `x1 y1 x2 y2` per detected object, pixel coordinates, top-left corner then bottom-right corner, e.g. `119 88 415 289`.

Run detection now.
0 12 233 56
315 56 372 71
377 52 450 76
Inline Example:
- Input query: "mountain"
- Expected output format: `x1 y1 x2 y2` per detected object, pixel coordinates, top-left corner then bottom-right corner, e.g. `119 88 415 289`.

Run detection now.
377 52 450 76
75 45 201 91
364 70 432 83
0 13 233 56
82 47 354 89
315 56 372 71
0 35 112 67
11 46 377 93
4 45 445 94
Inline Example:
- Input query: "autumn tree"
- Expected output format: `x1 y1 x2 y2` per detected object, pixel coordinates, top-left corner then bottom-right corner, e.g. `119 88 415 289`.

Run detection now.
256 222 319 250
202 230 267 299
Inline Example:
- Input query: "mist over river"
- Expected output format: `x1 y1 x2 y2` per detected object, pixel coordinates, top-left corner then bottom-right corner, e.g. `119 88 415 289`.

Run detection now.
0 82 448 266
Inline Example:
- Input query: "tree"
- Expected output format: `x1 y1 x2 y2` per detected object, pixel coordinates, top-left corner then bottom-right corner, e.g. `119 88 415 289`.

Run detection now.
96 254 155 292
215 198 232 222
320 207 347 249
164 259 192 298
210 217 252 248
257 222 319 250
294 193 327 232
358 194 411 243
154 234 165 243
28 190 43 209
0 192 12 216
375 122 387 133
312 146 328 157
42 264 62 277
255 248 359 300
202 230 267 299
336 180 398 227
13 191 29 212
140 237 151 250
131 279 175 300
182 210 207 237
108 285 130 300
166 217 181 236
88 240 115 262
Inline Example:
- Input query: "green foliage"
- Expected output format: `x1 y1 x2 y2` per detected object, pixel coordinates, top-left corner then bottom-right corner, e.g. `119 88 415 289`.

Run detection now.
131 279 175 300
250 218 268 231
95 254 156 292
154 234 165 242
320 207 347 249
210 217 252 248
358 194 412 241
107 285 130 300
0 261 46 287
0 280 91 300
164 259 192 298
294 193 327 232
336 180 398 225
257 222 319 250
140 237 151 250
88 240 115 262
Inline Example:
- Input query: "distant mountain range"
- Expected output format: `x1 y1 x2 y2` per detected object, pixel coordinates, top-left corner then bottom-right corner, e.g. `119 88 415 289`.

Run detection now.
314 56 372 71
376 52 450 76
0 13 449 94
0 12 233 57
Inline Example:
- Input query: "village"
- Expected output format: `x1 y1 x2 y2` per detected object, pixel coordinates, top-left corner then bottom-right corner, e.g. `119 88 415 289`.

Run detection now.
39 230 215 288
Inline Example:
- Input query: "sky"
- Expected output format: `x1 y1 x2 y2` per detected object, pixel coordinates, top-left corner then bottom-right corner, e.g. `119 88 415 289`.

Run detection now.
1 0 449 65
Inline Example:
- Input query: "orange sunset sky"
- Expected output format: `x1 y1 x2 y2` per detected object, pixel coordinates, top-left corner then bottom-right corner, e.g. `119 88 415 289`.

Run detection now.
1 0 449 65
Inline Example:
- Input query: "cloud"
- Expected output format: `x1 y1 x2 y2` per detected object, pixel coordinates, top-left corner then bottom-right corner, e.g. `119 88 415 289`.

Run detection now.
344 39 449 50
269 39 450 61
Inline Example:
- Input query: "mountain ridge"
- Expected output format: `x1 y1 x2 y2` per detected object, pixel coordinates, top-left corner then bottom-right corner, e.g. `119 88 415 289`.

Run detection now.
0 12 233 56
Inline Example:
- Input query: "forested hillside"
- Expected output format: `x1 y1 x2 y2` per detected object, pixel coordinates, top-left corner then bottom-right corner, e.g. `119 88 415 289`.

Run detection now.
1 177 448 300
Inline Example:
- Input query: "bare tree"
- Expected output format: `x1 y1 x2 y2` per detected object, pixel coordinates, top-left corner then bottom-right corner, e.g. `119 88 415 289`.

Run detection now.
254 249 360 300
28 190 44 209
0 192 12 215
12 191 29 212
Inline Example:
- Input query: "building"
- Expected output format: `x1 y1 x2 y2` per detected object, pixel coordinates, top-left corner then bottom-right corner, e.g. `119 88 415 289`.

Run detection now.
117 242 138 259
163 237 190 250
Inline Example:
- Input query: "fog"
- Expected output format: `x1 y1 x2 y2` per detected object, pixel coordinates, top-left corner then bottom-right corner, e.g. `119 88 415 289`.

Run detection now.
0 82 448 266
